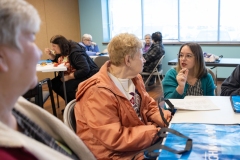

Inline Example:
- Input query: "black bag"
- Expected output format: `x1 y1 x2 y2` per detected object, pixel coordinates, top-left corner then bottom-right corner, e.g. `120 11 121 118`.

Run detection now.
131 127 192 160
132 98 192 160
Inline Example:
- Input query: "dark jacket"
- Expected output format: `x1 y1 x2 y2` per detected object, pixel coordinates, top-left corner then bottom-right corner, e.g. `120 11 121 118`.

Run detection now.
143 41 165 72
221 65 240 96
54 41 99 80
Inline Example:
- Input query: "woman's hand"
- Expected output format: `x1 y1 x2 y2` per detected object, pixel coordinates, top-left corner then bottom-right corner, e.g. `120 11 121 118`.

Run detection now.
44 48 55 60
163 109 172 126
44 48 51 56
176 68 188 87
156 109 172 128
176 68 188 94
91 42 97 46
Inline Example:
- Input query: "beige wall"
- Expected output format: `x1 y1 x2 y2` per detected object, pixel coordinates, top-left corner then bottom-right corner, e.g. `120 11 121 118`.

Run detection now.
26 0 81 80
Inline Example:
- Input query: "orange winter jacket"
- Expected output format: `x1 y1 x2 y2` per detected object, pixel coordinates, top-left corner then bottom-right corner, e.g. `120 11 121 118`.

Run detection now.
75 61 169 160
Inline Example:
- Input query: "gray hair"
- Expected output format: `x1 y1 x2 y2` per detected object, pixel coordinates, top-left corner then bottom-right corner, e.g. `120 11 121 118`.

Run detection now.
82 34 92 41
144 34 151 39
0 0 41 51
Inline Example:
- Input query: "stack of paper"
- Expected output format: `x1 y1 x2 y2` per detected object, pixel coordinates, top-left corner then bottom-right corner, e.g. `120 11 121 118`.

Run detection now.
166 96 219 111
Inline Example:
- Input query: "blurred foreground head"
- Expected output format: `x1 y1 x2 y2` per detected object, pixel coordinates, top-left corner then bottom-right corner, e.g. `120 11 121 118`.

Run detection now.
0 0 41 51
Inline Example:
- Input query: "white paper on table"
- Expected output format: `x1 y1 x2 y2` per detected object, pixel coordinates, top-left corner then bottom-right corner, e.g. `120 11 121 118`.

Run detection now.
170 96 240 124
166 96 220 110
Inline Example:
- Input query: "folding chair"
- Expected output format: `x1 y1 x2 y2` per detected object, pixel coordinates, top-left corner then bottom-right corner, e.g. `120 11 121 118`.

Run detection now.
141 55 165 87
207 67 218 95
93 56 109 68
63 99 76 132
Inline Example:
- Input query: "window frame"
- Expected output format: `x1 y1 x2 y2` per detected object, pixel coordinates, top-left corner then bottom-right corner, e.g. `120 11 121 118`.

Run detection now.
103 0 240 44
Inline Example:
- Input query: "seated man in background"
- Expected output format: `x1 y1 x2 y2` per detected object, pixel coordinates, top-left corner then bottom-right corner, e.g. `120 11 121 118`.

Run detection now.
0 0 95 159
75 33 171 159
221 65 240 96
79 33 100 56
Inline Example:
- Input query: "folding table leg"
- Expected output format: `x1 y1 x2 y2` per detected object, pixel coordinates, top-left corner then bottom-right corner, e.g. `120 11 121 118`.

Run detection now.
56 93 60 108
47 80 57 117
61 72 67 105
54 72 60 108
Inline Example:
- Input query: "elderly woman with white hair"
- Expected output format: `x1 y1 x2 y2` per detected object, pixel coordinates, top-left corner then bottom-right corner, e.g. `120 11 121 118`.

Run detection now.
142 33 152 54
79 33 100 55
0 0 95 159
75 33 172 159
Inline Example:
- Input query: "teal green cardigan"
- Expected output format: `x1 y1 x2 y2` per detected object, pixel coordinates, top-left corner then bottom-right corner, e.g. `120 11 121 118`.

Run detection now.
162 68 215 99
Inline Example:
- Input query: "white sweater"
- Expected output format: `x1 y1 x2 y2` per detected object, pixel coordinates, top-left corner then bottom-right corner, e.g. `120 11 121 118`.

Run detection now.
0 97 96 160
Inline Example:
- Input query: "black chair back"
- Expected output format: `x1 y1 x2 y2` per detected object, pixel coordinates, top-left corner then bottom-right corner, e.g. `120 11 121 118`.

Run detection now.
23 78 57 117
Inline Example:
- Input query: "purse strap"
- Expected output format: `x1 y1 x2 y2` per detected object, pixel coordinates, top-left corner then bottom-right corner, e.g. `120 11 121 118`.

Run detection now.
164 98 175 114
132 128 192 160
158 98 175 127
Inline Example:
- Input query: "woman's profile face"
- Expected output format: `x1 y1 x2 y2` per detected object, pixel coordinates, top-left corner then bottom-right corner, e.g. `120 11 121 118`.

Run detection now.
8 31 42 93
129 49 146 76
51 43 61 54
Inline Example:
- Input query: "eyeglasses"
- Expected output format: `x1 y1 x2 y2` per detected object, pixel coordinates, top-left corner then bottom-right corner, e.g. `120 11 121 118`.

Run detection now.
84 39 92 42
178 54 194 60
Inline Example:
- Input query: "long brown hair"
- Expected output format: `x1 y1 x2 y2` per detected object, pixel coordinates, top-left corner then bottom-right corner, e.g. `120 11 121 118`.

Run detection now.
176 43 207 78
50 35 70 56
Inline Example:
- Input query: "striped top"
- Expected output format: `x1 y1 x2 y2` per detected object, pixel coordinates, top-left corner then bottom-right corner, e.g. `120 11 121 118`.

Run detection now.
186 79 203 96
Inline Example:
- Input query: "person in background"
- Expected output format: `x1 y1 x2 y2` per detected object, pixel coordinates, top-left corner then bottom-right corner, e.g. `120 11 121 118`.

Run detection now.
0 0 95 159
79 33 100 56
45 35 99 103
162 43 215 99
74 33 171 159
142 34 152 54
220 65 240 96
143 31 165 86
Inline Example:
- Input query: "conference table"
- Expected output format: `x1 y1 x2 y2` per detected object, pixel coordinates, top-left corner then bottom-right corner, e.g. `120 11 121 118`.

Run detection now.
158 96 240 159
168 58 240 67
36 62 68 105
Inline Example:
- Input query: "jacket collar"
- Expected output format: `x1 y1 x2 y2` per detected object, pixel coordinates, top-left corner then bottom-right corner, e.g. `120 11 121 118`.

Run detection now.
75 61 146 101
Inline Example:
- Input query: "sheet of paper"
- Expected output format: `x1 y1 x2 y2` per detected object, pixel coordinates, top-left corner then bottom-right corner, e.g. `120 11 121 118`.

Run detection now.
170 96 240 124
166 96 220 110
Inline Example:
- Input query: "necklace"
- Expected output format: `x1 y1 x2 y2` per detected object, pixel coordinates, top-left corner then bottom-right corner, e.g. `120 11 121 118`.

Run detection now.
109 67 129 92
115 77 129 92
